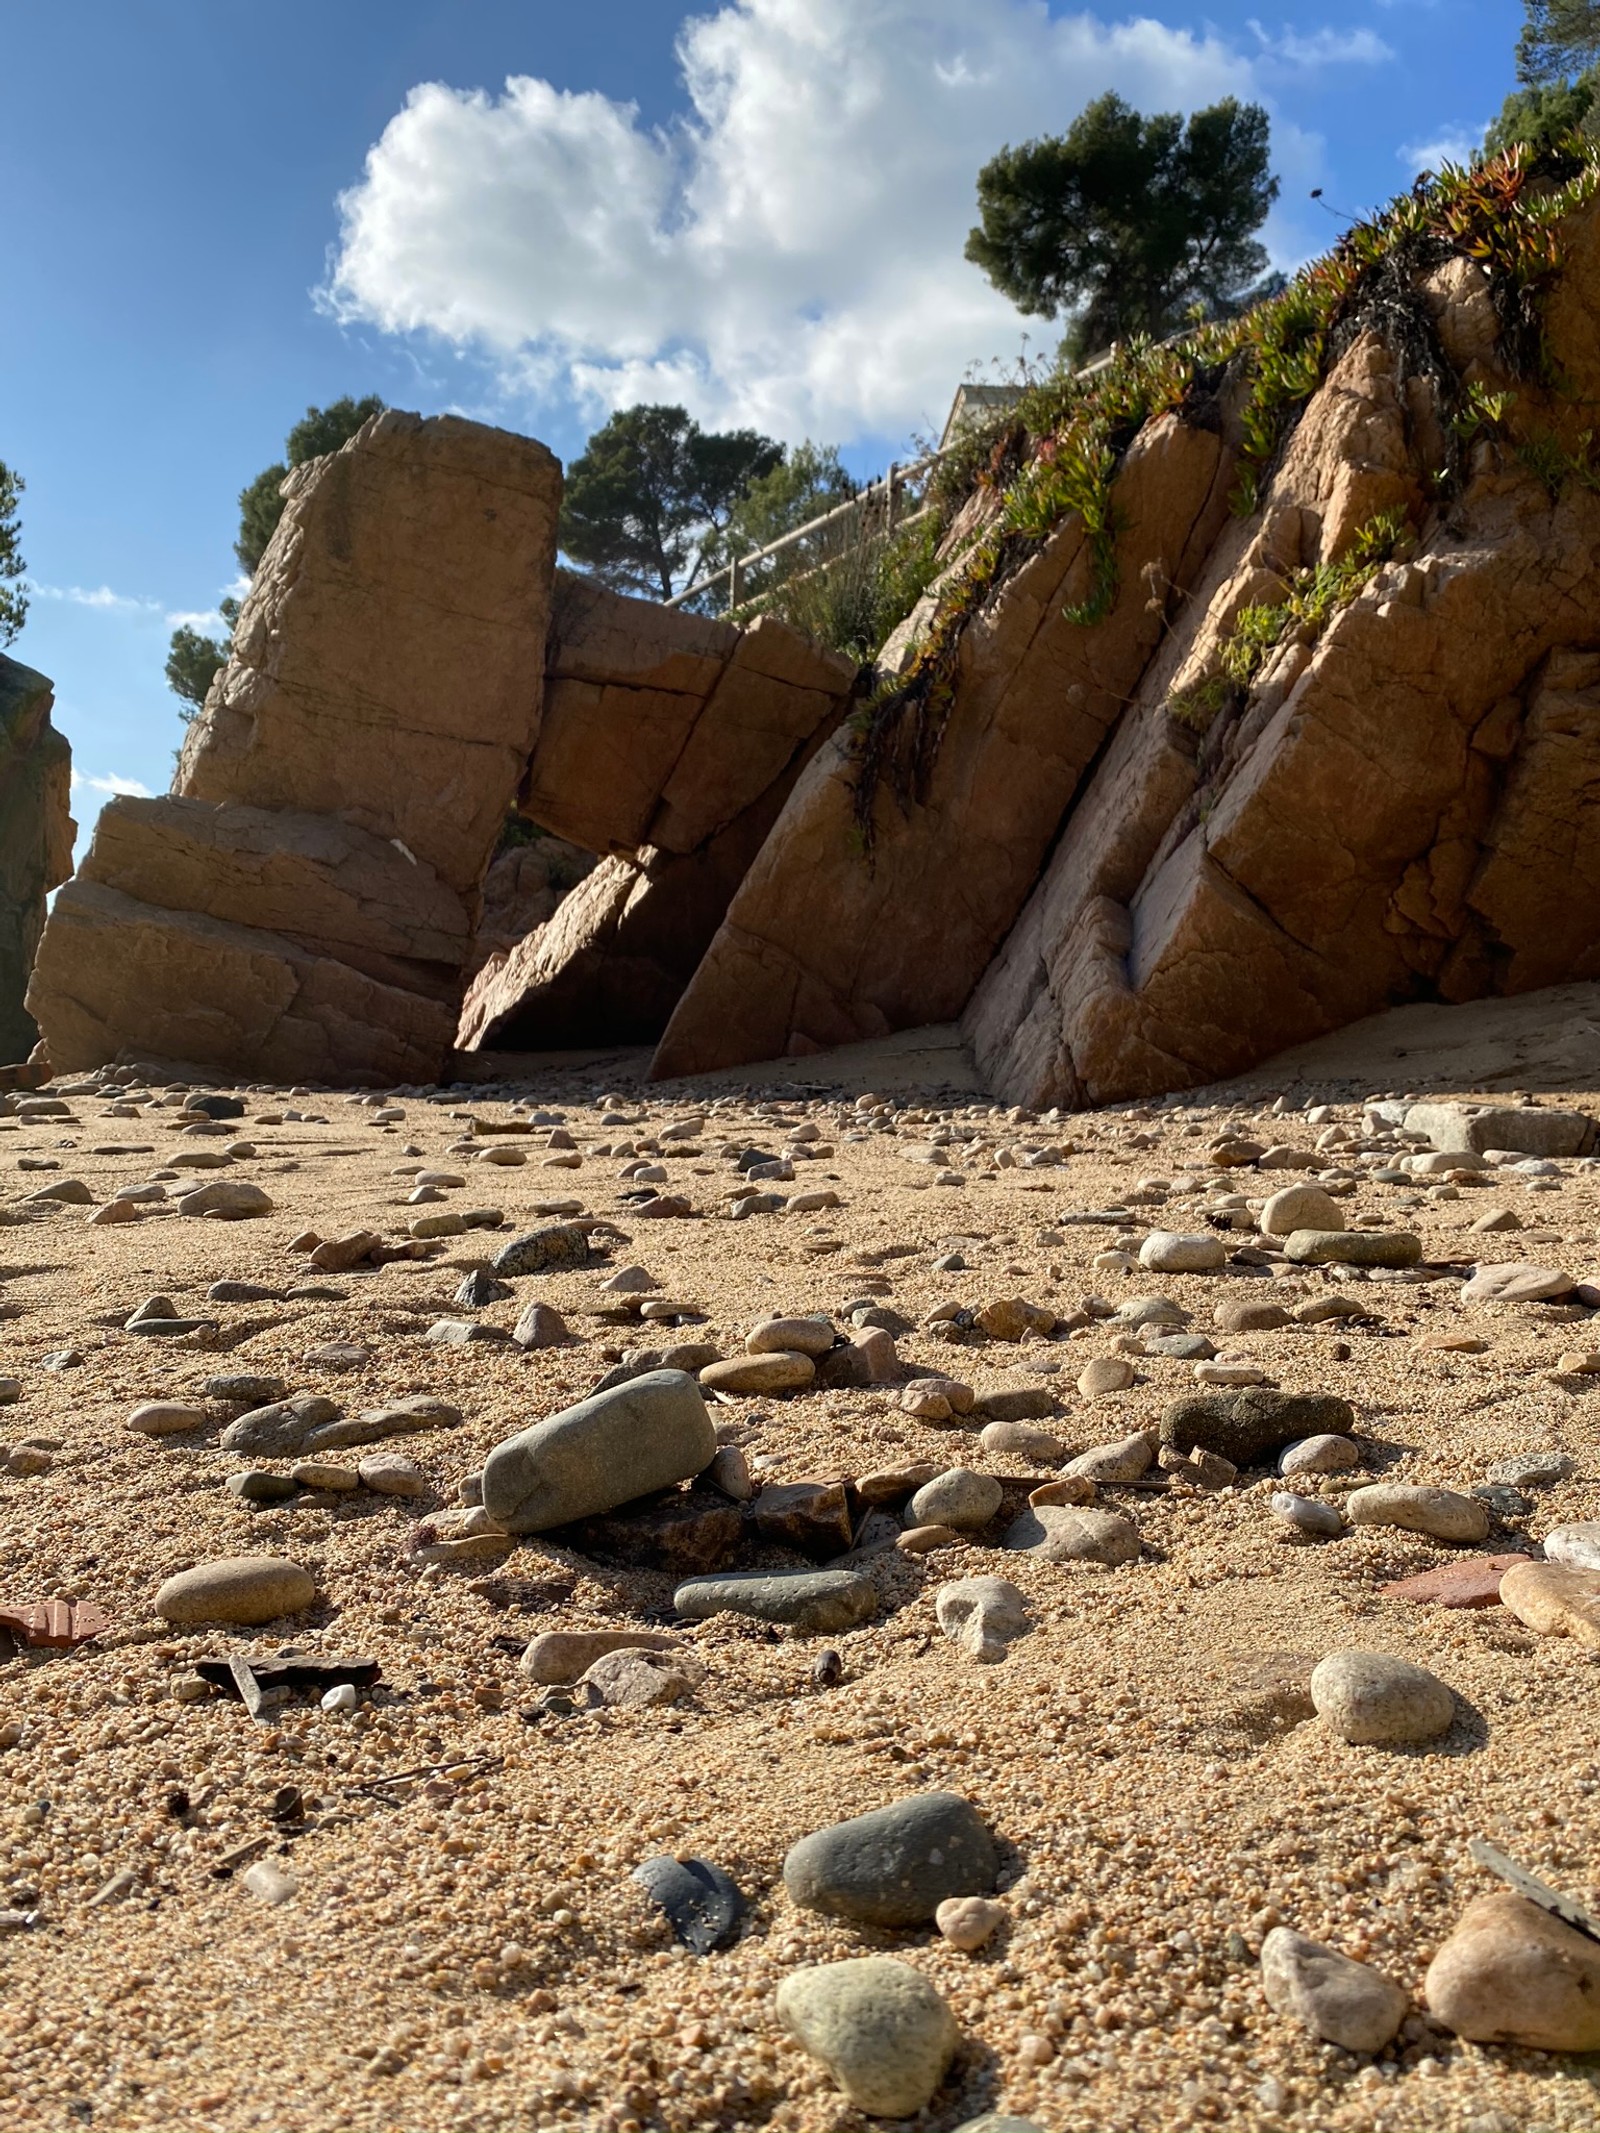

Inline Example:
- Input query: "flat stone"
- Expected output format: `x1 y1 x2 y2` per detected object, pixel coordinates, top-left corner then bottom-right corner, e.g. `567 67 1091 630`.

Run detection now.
1138 1231 1225 1273
1214 1299 1293 1333
580 1648 697 1707
783 1792 998 1928
977 1420 1064 1463
155 1555 316 1626
206 1281 280 1303
288 1461 360 1491
206 1373 288 1407
1544 1521 1600 1571
302 1394 461 1452
301 1341 371 1370
1113 1296 1188 1329
776 1956 957 2118
1065 1432 1154 1484
357 1454 428 1498
1486 1450 1574 1487
1002 1503 1139 1566
1143 1332 1217 1360
1461 1261 1574 1304
22 1179 94 1204
226 1469 299 1504
1499 1560 1600 1649
1162 1390 1355 1467
1347 1484 1490 1544
971 1385 1056 1424
632 1854 743 1954
976 1297 1055 1341
520 1629 684 1685
1260 1926 1407 2052
1382 1554 1527 1607
175 1180 273 1219
425 1318 507 1346
1425 1894 1600 2050
700 1352 815 1396
1406 1102 1596 1160
1285 1230 1422 1268
1310 1650 1456 1744
1270 1493 1344 1537
746 1315 836 1357
673 1567 876 1633
909 1469 1002 1531
483 1369 715 1534
934 1576 1029 1663
219 1396 340 1458
127 1401 207 1438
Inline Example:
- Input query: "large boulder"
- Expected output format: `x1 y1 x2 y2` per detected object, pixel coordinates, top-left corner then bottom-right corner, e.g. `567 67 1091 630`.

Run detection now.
0 656 73 1064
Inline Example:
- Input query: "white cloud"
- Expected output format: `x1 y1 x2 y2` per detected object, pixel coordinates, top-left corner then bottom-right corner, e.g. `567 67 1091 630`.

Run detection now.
1400 127 1485 172
322 0 1339 447
1250 23 1393 68
24 579 160 616
71 771 153 798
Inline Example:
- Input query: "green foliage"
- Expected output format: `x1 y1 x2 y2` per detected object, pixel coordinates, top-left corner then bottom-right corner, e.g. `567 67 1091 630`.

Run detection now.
1452 380 1517 442
1167 674 1231 733
1516 424 1600 492
1518 0 1600 84
234 394 385 573
164 596 241 718
721 442 856 560
0 460 25 649
1486 71 1599 157
559 404 782 601
759 512 943 665
1217 510 1411 691
966 93 1279 362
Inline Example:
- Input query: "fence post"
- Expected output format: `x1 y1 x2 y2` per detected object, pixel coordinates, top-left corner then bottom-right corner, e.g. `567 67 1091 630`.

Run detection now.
886 461 898 534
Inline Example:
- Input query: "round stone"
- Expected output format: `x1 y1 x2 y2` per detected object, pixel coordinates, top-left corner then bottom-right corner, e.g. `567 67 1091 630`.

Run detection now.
1544 1521 1600 1571
1271 1492 1344 1537
776 1956 958 2118
977 1420 1064 1463
1065 1432 1154 1483
1002 1503 1140 1565
782 1792 998 1927
1258 1183 1343 1237
909 1468 1002 1531
1310 1650 1456 1744
127 1401 206 1438
1425 1893 1600 2050
746 1316 836 1358
699 1352 816 1395
155 1556 316 1627
1279 1433 1360 1476
358 1454 428 1498
1260 1926 1406 2051
1077 1356 1135 1396
1138 1231 1226 1273
936 1895 1007 1951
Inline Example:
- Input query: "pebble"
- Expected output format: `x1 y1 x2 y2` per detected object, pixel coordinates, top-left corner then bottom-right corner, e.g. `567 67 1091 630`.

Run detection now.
154 1556 316 1626
320 1683 359 1715
1077 1356 1135 1395
633 1854 743 1955
977 1420 1063 1462
1346 1484 1490 1544
357 1454 428 1498
289 1461 359 1491
0 1380 19 1406
1270 1492 1344 1537
1425 1894 1600 2050
490 1223 594 1277
1279 1433 1360 1476
1497 1559 1600 1649
510 1300 568 1349
219 1395 339 1458
699 1352 815 1395
580 1648 696 1707
1214 1299 1293 1333
1002 1503 1139 1565
776 1956 957 2118
1543 1521 1600 1570
1309 1650 1456 1744
935 1895 1007 1951
1284 1229 1422 1267
908 1468 1001 1531
934 1576 1030 1662
425 1319 506 1346
302 1394 460 1453
482 1369 715 1533
896 1525 964 1554
783 1792 998 1926
227 1469 299 1503
241 1860 299 1906
1138 1231 1225 1272
673 1567 876 1633
1260 1926 1407 2051
972 1386 1056 1423
746 1315 836 1357
520 1630 684 1684
1065 1432 1154 1483
1485 1449 1573 1487
1258 1183 1343 1236
174 1179 273 1219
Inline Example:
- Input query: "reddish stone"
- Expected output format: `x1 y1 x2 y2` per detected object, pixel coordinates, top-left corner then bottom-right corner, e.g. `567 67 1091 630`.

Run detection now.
1381 1553 1527 1608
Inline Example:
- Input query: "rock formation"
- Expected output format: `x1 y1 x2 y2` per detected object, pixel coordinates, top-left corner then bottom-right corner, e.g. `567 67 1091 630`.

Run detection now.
0 655 73 1064
654 188 1600 1099
29 411 562 1083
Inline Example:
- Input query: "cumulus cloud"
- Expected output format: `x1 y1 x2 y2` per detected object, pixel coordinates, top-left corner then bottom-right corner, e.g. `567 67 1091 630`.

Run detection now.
71 771 152 798
25 580 160 616
1249 23 1393 67
322 0 1350 446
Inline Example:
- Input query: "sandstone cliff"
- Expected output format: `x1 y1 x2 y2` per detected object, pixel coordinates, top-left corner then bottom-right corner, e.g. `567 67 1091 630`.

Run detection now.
0 655 73 1064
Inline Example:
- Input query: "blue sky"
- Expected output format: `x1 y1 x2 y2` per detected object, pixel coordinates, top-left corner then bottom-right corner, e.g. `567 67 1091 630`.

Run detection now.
2 0 1522 839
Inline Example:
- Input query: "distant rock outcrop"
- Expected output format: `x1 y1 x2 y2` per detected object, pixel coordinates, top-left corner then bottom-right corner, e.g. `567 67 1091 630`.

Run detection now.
0 655 73 1064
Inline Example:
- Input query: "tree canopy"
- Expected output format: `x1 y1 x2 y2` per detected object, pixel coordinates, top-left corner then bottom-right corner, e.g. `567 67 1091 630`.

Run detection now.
1485 70 1599 155
164 597 241 718
965 93 1279 363
0 461 25 649
234 393 386 574
1517 0 1600 83
558 404 783 600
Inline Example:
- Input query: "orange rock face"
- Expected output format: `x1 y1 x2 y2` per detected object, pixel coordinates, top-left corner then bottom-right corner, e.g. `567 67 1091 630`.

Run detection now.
0 656 73 1065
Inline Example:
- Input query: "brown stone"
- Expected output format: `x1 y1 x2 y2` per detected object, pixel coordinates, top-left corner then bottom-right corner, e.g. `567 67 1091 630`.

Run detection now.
1499 1559 1600 1648
1381 1554 1526 1608
557 1484 743 1575
752 1481 854 1560
0 656 73 1064
1426 1893 1600 2050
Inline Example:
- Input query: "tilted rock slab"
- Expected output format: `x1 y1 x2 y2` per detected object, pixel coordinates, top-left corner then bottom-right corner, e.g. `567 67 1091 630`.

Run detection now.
0 656 73 1064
